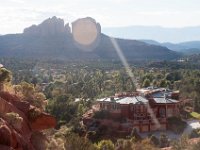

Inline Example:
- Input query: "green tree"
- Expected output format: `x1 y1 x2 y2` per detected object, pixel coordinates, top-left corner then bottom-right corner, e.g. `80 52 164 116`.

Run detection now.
20 81 35 99
152 80 157 87
142 79 151 88
34 92 47 110
94 70 105 93
0 68 12 91
159 79 167 88
31 77 38 87
46 94 78 123
77 103 85 116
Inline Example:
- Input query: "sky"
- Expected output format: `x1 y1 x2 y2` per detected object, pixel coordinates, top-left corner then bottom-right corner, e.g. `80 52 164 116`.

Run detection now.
0 0 200 34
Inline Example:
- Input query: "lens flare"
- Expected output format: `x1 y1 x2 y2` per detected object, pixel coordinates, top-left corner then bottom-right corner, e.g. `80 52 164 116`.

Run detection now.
110 37 136 85
72 18 100 51
110 37 161 129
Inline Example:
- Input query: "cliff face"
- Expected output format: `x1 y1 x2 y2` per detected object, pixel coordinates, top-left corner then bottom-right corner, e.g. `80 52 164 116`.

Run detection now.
0 91 56 150
23 16 71 36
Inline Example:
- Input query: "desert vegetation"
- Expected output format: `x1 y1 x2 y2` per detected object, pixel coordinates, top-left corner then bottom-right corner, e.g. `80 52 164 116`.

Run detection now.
1 56 200 149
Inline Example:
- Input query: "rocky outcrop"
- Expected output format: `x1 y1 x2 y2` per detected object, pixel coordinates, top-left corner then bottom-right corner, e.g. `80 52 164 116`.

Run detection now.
23 16 101 38
0 91 56 150
30 113 57 131
23 16 71 36
0 145 15 150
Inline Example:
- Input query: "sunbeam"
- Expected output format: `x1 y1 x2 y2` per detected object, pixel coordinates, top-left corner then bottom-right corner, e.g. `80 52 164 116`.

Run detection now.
110 37 161 129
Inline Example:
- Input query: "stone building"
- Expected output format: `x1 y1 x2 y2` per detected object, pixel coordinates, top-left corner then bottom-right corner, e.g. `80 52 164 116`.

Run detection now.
83 88 181 133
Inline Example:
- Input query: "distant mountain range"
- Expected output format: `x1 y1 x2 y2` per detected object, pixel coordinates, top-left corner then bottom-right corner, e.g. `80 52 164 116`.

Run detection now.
0 17 180 60
102 25 200 55
140 40 200 55
102 26 200 43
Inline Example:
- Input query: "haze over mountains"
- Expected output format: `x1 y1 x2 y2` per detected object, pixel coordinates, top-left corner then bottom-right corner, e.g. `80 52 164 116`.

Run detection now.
0 17 180 60
102 26 200 55
103 26 200 43
140 40 200 55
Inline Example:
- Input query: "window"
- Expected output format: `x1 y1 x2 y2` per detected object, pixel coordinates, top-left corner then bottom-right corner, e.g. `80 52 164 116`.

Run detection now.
167 108 173 117
103 103 105 109
112 104 117 109
159 108 166 118
140 105 144 112
136 105 140 113
117 105 120 110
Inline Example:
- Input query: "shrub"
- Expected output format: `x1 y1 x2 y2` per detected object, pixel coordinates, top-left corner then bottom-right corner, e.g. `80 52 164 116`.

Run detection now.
5 112 23 129
149 135 160 147
95 140 114 150
31 132 48 150
159 133 169 148
190 112 200 119
171 134 189 150
64 133 96 150
130 127 142 141
47 138 65 150
192 140 200 150
129 138 159 150
115 139 133 150
190 128 200 138
28 108 41 121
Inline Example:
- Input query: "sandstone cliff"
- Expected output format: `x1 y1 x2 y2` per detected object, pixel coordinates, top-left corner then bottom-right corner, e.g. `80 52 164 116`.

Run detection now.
0 91 56 150
23 16 71 36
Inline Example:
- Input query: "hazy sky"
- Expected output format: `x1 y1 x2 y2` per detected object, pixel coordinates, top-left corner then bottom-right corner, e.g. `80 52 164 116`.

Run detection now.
0 0 200 34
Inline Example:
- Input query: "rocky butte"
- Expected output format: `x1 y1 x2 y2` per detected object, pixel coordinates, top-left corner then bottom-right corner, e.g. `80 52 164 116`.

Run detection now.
0 16 180 60
23 16 71 36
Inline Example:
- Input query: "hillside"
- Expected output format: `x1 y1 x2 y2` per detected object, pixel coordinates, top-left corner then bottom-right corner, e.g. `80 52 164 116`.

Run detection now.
0 17 180 60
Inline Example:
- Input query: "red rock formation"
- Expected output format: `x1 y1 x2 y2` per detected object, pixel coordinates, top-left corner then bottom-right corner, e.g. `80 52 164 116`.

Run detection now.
0 91 56 150
0 145 15 150
23 16 71 36
30 113 56 131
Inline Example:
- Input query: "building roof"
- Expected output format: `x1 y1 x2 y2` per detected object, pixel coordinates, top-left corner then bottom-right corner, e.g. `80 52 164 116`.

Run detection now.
151 91 172 98
153 97 179 104
97 97 116 102
117 96 148 104
97 96 148 105
137 87 172 97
